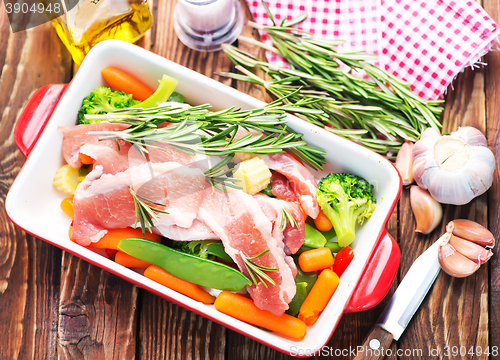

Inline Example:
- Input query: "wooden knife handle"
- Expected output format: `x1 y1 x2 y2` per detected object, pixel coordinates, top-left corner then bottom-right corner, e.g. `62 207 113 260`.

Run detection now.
352 325 394 360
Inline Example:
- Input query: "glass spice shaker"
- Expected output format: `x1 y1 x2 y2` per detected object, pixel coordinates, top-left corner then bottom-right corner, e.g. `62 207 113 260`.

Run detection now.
173 0 244 52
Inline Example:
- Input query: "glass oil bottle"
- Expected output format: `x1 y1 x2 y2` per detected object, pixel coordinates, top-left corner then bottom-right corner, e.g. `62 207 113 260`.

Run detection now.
51 0 153 64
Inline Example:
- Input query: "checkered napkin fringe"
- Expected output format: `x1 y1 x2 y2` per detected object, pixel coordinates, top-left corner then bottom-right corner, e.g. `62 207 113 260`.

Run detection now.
245 0 500 100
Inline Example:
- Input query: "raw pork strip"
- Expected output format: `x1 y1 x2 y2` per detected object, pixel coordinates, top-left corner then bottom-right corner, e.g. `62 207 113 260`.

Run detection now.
127 142 212 170
59 122 131 168
71 162 207 245
155 219 218 241
270 172 299 202
260 153 319 219
79 143 129 174
254 194 305 256
198 188 296 316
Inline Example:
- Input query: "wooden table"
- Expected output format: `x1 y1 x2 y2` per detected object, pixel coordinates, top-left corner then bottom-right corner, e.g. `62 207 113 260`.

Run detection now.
1 1 500 359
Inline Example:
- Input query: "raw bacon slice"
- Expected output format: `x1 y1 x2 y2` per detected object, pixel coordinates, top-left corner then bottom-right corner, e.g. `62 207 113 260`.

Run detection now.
156 219 218 241
59 122 131 168
198 188 296 316
127 142 211 169
270 172 299 202
260 153 319 219
71 162 207 246
255 194 305 256
79 144 129 175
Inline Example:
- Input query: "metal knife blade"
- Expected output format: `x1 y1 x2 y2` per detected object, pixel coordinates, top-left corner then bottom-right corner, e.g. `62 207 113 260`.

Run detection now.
353 234 445 360
376 234 443 340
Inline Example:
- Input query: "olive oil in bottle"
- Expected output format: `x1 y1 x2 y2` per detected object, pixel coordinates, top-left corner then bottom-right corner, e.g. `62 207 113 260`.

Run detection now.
52 0 153 64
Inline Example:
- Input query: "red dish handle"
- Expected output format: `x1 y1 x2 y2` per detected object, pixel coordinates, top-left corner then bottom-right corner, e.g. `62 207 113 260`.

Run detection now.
345 230 400 313
14 84 67 157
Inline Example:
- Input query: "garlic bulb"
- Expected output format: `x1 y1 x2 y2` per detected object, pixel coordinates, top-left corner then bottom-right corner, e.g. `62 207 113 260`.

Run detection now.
410 185 442 234
438 219 494 278
395 141 414 186
412 127 495 205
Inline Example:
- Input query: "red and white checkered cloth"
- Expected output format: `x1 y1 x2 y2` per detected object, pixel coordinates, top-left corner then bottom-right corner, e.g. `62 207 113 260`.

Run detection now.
246 0 499 100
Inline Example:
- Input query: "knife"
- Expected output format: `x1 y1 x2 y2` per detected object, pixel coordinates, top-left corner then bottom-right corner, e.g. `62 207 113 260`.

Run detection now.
353 234 444 360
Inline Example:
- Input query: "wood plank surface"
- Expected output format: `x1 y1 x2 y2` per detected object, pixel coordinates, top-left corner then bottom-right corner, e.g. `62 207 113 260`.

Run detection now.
0 0 498 359
0 8 72 360
484 1 500 359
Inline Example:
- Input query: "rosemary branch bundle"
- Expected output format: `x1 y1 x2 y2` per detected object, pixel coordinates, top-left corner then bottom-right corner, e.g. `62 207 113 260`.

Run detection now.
87 101 326 171
220 5 444 155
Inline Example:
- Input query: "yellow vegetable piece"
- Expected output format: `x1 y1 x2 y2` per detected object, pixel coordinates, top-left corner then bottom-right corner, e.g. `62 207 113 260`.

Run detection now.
60 198 74 219
53 164 80 195
233 157 272 195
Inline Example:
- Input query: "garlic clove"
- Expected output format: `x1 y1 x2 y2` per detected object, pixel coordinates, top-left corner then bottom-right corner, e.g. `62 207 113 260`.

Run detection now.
412 128 441 189
438 241 480 278
448 234 493 264
395 141 414 186
446 219 495 247
410 185 442 234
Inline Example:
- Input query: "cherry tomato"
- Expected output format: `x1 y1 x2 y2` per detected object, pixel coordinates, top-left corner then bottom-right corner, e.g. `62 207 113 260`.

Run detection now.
331 246 354 276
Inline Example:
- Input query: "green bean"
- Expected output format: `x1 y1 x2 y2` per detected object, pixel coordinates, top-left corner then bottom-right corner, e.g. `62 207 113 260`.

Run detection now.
118 238 251 291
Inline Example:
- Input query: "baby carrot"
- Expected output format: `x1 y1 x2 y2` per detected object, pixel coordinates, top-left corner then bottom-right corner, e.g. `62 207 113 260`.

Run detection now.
78 152 94 165
214 291 307 339
298 269 339 325
298 247 334 272
115 251 150 268
101 67 154 101
89 228 161 250
144 265 215 304
314 209 332 232
60 198 74 219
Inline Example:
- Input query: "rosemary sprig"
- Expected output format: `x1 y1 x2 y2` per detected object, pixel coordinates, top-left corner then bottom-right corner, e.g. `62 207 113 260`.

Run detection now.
220 6 444 156
277 207 299 232
129 187 169 236
204 156 242 193
86 102 327 170
241 249 278 287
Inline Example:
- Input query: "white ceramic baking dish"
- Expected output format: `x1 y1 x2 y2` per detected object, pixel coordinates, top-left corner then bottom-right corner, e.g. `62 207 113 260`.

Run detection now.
6 40 401 357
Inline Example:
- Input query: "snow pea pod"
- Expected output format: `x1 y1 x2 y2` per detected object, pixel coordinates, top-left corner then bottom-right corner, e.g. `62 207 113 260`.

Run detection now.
286 282 308 317
325 241 343 253
287 269 317 316
118 238 251 291
206 242 233 262
303 223 327 248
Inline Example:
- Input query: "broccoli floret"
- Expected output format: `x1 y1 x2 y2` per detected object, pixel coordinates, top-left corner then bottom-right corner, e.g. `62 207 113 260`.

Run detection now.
77 86 139 124
170 240 233 262
170 240 213 259
316 173 376 247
